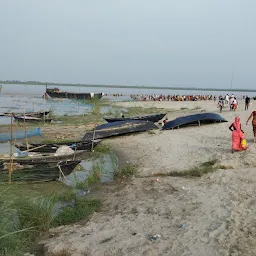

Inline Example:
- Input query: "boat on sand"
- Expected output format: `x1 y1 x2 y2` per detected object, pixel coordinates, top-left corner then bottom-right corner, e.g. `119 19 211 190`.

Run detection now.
162 113 227 130
82 120 158 141
104 113 166 123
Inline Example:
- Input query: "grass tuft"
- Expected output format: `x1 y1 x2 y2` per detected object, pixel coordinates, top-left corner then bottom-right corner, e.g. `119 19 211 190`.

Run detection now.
52 199 101 227
93 144 111 153
167 159 219 177
114 165 138 181
0 188 101 256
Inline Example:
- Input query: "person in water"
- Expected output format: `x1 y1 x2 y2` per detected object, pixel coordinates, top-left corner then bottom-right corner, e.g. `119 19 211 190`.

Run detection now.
246 110 256 142
229 117 247 153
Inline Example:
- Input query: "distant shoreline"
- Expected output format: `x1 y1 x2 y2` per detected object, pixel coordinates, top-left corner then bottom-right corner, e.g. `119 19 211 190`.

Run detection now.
1 80 256 93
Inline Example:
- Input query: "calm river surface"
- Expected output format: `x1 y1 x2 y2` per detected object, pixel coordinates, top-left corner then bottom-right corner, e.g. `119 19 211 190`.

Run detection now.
0 83 255 125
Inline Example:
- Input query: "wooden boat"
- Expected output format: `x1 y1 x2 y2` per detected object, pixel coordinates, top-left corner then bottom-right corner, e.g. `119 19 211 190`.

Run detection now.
15 139 101 153
0 150 89 164
0 128 42 142
2 111 50 118
104 113 166 123
82 120 158 141
14 116 52 123
46 87 104 100
0 160 81 182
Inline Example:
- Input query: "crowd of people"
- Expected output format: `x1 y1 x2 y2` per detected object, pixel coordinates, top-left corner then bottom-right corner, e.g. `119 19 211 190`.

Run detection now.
216 94 251 113
130 94 214 101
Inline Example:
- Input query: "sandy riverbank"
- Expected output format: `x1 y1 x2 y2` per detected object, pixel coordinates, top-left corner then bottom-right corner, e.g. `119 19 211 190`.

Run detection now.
41 100 256 256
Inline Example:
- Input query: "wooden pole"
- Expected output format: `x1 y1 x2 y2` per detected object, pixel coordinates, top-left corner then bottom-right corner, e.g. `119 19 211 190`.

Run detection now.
43 86 46 124
24 109 29 150
9 113 14 184
91 123 97 152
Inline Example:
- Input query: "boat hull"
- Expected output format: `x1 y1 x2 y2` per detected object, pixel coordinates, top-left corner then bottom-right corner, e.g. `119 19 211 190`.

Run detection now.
0 150 89 164
82 120 158 141
14 116 52 123
0 160 81 182
3 111 50 118
104 113 166 123
46 89 103 100
15 140 101 153
162 113 228 130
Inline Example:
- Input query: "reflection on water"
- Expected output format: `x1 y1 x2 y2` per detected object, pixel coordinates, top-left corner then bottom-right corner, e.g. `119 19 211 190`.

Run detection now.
64 153 118 187
0 93 123 125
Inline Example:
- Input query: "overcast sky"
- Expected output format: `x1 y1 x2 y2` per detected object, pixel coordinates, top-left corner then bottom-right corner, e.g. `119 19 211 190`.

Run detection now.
1 0 255 88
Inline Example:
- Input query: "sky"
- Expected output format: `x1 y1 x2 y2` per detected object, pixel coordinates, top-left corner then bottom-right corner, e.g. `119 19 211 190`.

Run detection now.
1 0 256 89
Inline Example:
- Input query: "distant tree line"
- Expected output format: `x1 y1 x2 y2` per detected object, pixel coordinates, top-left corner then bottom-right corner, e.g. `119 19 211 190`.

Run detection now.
0 80 255 92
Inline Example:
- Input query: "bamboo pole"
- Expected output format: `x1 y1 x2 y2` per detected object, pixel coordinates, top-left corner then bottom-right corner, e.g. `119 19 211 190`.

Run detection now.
43 87 46 124
24 144 47 152
9 113 14 184
91 123 97 152
24 109 29 150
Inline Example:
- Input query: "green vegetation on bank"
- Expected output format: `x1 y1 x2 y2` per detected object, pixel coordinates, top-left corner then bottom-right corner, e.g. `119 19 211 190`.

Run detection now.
1 80 256 92
151 159 220 178
0 185 101 256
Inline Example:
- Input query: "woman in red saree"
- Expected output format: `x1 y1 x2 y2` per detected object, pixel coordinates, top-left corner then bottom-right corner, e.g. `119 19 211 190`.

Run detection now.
229 117 247 152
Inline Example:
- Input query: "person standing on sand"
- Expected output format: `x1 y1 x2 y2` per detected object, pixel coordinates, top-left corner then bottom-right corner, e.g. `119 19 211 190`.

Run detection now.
232 97 238 111
218 98 223 113
245 96 250 111
246 110 256 142
225 94 229 104
229 117 247 153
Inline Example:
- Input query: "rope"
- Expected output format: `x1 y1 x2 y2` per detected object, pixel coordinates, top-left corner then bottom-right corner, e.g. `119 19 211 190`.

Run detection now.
57 162 67 180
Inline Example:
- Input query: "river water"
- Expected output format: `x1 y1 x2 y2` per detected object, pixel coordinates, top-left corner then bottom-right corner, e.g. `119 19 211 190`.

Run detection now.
2 83 256 98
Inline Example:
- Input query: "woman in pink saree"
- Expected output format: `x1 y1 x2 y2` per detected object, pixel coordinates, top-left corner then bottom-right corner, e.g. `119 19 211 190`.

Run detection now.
229 117 247 152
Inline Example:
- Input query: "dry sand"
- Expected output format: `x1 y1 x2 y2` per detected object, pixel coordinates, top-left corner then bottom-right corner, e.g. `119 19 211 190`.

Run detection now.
41 100 256 256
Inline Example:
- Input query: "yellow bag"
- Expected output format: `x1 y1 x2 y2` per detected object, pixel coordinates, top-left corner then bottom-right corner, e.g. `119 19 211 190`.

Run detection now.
241 139 247 148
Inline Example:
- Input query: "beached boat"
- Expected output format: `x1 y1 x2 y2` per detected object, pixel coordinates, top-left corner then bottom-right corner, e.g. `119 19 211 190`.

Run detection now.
0 160 81 182
162 113 228 130
0 149 88 164
1 111 50 118
82 120 158 141
0 128 42 142
14 116 52 123
15 139 101 153
46 87 104 100
104 113 166 123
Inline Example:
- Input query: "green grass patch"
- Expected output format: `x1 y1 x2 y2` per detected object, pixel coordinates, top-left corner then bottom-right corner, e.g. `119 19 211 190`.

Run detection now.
114 165 138 180
93 144 111 153
168 159 219 177
52 199 101 227
74 162 102 189
0 185 101 256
